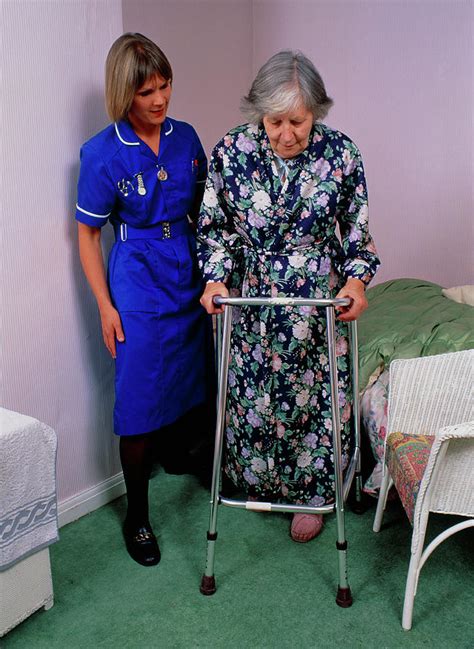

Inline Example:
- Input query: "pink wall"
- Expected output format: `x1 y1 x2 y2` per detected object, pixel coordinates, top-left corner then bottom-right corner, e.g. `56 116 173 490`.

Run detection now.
122 0 253 156
251 0 473 286
2 0 124 510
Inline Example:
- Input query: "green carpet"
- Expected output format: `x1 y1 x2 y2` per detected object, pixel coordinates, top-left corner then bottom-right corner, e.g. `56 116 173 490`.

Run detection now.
3 471 473 648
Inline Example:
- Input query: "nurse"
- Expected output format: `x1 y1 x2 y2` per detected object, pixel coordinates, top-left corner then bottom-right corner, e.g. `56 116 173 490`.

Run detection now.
76 33 211 566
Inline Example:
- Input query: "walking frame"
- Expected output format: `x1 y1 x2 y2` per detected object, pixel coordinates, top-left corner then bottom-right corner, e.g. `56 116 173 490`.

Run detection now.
200 296 362 607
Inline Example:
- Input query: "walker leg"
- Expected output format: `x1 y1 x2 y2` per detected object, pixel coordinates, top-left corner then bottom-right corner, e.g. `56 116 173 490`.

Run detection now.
200 469 221 595
200 550 217 595
350 474 368 515
327 307 353 607
348 320 366 515
200 306 233 596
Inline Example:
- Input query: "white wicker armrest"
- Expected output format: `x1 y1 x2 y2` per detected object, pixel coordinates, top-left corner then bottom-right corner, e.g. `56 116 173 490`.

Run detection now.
435 421 474 442
411 420 474 550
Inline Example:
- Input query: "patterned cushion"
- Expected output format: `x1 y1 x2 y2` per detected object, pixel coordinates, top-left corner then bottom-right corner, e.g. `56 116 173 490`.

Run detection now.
386 432 435 524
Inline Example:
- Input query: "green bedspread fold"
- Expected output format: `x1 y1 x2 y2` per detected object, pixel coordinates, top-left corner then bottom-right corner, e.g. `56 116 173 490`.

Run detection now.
357 278 474 390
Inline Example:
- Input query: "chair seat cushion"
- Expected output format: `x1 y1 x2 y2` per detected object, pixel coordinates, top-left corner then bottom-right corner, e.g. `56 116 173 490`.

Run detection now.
386 432 435 524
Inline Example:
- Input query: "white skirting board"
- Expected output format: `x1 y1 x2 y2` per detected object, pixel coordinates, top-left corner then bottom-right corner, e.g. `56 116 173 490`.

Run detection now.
57 472 126 528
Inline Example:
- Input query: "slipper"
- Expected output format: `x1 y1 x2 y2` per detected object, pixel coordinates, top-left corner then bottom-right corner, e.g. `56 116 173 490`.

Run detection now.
290 513 324 543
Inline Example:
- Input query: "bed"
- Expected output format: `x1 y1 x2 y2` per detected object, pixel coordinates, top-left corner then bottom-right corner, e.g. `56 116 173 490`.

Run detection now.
356 278 474 494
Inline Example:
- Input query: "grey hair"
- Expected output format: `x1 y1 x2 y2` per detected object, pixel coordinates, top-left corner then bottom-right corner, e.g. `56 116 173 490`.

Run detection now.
241 50 333 123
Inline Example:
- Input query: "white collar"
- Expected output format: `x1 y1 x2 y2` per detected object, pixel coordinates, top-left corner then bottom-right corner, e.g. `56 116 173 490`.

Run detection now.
114 119 174 145
114 122 139 146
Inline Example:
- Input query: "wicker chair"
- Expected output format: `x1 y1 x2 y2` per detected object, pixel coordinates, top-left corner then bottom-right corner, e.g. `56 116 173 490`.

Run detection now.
372 349 474 630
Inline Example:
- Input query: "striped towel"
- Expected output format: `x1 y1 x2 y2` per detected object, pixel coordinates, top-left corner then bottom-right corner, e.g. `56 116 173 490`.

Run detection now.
0 408 58 570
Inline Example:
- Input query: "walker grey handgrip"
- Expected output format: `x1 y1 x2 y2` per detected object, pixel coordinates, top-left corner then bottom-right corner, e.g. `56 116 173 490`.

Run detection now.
212 296 351 308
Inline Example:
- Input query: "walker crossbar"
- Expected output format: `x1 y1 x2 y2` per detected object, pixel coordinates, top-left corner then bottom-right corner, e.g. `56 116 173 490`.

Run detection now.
213 296 352 307
216 445 359 516
200 295 361 607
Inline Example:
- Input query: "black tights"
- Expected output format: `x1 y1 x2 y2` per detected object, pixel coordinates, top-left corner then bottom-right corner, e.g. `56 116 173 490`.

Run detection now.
119 432 155 528
119 403 214 527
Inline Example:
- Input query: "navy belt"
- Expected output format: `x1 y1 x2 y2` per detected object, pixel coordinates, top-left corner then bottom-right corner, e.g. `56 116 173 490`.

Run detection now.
114 220 190 242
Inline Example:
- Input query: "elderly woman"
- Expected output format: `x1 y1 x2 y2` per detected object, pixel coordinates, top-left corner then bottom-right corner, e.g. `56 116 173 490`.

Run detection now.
197 50 380 543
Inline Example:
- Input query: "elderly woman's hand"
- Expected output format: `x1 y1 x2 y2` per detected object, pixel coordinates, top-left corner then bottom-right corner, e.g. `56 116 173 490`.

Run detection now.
335 278 368 321
200 281 229 314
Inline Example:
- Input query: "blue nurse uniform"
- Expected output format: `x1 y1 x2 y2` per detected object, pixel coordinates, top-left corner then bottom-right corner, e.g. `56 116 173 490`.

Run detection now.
76 118 211 436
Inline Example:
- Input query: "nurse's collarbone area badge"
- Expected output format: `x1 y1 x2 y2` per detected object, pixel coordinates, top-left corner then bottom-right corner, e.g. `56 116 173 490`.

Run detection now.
157 165 168 181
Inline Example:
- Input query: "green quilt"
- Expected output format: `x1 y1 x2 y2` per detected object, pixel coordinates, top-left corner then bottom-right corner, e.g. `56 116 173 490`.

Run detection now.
357 278 474 390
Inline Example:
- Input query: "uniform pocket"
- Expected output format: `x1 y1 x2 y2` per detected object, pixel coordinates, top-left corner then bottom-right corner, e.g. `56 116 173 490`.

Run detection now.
165 160 195 216
117 181 149 224
108 242 161 312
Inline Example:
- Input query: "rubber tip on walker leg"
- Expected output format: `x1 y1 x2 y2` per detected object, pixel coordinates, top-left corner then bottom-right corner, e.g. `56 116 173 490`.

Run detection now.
200 575 216 596
336 587 353 608
350 498 367 515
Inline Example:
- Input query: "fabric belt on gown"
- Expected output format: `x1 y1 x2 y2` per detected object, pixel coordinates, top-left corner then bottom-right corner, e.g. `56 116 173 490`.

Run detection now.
232 238 337 297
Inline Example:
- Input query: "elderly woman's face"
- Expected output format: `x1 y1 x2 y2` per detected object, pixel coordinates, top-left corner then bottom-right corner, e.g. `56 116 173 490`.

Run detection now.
263 106 314 159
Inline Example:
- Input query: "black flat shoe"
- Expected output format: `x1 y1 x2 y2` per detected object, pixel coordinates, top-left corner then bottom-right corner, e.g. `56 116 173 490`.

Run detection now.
123 523 161 567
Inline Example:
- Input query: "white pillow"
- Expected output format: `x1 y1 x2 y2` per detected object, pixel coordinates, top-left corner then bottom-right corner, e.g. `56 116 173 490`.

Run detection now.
442 285 474 306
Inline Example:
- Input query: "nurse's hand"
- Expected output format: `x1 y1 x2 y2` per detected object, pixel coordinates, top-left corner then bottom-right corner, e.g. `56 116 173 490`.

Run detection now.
99 303 125 358
335 278 368 321
200 282 229 314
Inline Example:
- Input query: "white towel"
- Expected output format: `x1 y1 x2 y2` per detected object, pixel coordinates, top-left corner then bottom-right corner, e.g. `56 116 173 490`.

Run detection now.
0 408 58 570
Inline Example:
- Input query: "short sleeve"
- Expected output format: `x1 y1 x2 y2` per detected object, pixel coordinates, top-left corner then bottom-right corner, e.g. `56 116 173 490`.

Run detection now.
75 144 115 227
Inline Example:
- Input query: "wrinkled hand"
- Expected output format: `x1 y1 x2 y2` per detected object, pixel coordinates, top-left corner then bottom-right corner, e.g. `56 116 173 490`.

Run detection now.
335 278 368 321
200 282 229 314
99 303 124 358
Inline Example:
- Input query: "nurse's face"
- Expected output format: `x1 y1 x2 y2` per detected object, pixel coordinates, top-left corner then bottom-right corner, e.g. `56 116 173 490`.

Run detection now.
263 105 314 159
128 74 172 130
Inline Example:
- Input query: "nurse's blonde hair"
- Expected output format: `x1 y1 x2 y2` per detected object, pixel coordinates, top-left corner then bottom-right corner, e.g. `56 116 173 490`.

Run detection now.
105 33 173 122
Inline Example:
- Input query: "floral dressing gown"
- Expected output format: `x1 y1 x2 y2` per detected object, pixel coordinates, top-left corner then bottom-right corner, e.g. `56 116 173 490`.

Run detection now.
197 123 380 505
